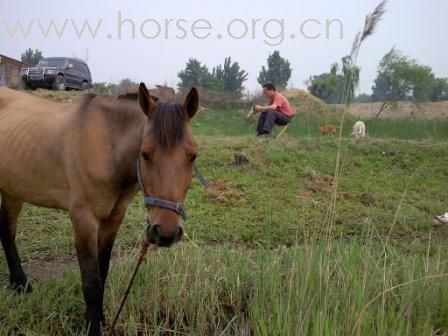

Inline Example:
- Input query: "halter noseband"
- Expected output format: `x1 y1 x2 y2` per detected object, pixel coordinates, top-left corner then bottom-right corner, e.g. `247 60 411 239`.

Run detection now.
136 155 187 220
137 154 211 220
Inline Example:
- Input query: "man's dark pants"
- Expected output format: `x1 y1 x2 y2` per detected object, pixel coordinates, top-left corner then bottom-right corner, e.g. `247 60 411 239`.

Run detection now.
257 109 291 135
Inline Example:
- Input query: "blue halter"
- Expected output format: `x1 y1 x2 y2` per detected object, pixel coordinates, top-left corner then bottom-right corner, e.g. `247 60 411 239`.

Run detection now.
136 155 187 220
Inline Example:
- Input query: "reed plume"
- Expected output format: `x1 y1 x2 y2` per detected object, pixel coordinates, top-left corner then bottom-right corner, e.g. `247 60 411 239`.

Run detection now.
325 1 388 243
350 1 388 67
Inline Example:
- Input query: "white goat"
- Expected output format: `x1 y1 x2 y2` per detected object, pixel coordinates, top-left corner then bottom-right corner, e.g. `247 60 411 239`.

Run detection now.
351 121 366 138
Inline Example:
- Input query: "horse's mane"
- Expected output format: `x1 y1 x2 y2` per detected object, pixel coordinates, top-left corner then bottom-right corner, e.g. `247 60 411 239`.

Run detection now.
117 92 139 101
152 103 187 147
117 92 160 103
79 93 187 147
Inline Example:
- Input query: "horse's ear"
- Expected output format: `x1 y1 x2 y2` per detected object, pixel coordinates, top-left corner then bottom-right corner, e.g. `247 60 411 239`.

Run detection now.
183 87 199 119
138 83 157 117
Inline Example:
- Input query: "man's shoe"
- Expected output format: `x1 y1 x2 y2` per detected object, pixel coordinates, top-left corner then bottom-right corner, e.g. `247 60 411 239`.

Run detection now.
434 212 448 225
258 133 271 142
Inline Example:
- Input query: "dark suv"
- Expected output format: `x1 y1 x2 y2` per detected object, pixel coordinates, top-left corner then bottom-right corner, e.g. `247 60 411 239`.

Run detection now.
21 57 92 91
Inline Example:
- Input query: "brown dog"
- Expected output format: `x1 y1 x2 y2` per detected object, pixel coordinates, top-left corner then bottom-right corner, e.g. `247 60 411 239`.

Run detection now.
319 124 338 136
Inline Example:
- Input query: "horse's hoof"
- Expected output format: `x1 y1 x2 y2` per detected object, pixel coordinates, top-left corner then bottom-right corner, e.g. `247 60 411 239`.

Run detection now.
11 279 33 293
86 325 101 336
85 318 103 336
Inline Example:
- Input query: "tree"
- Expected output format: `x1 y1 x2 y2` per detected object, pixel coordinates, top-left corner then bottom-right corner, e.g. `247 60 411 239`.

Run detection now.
371 47 435 117
411 64 435 102
118 78 138 94
306 64 340 102
212 57 248 96
178 57 249 94
21 48 44 65
307 57 360 104
257 51 292 90
431 78 448 102
92 82 118 96
353 93 372 103
339 56 360 104
177 58 219 92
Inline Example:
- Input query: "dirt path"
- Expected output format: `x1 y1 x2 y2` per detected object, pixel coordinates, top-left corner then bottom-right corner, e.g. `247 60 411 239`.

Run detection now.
23 257 78 282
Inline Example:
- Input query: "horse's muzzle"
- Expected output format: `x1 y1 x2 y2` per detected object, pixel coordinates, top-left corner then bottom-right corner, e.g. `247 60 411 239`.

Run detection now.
147 223 183 247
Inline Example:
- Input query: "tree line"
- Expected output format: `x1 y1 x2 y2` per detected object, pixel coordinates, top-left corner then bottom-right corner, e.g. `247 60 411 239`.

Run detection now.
307 47 448 116
21 47 448 114
177 51 291 97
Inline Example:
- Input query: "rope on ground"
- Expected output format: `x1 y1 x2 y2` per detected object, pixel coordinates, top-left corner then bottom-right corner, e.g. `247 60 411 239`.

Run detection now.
109 241 150 335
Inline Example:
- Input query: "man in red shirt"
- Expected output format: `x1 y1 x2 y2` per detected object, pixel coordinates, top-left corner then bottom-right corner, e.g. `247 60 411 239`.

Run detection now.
253 83 295 136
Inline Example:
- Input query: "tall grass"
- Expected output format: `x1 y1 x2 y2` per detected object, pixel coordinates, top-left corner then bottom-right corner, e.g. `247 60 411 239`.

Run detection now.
1 243 447 335
107 243 448 335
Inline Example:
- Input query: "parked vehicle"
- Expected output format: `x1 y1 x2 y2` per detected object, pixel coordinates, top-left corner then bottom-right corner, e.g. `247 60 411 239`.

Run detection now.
21 57 92 91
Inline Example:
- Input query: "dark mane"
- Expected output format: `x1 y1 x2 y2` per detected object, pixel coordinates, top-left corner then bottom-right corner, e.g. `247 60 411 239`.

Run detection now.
80 93 98 110
117 92 160 103
152 103 187 147
117 92 139 101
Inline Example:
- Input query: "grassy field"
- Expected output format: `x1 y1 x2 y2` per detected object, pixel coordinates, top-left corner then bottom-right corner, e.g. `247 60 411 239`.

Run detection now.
193 107 448 141
1 101 448 335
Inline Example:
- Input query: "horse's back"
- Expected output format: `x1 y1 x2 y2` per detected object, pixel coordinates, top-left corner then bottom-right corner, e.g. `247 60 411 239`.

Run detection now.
0 88 77 209
0 87 72 118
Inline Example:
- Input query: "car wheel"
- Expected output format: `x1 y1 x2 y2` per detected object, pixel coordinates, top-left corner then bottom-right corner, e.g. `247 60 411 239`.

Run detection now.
52 75 66 91
81 81 90 91
24 82 36 91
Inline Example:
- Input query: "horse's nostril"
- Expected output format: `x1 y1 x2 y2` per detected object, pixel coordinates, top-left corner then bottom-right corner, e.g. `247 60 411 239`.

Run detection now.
148 224 160 243
148 224 183 247
177 227 184 240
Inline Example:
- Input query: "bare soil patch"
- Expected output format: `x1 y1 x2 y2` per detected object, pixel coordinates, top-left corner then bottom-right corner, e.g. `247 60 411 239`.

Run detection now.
299 173 351 201
346 101 448 119
206 180 246 204
23 257 77 282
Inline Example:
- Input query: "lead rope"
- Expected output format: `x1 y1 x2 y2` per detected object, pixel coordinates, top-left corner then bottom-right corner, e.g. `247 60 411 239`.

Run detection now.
193 163 212 188
109 239 150 334
108 163 211 335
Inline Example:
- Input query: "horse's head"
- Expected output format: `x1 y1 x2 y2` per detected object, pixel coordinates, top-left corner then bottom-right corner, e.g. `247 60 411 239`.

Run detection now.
137 83 198 247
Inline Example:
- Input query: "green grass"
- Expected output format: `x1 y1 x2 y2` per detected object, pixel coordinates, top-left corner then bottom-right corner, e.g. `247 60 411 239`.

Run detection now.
1 106 448 335
1 244 447 335
192 108 448 141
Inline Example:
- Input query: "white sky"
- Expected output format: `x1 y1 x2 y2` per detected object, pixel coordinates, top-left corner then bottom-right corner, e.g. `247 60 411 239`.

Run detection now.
1 0 447 94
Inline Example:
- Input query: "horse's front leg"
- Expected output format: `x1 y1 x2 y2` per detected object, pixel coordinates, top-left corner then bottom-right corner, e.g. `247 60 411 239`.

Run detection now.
70 210 104 336
98 188 136 288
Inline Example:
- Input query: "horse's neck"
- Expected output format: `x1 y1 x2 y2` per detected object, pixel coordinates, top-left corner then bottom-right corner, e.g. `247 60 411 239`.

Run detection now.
102 106 147 189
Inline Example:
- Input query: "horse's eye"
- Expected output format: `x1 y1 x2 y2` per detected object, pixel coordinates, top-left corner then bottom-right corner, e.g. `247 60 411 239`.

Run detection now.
190 154 198 163
141 152 151 162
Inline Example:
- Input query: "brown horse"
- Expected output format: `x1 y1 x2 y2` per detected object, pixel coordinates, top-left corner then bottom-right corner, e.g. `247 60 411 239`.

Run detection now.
0 83 199 335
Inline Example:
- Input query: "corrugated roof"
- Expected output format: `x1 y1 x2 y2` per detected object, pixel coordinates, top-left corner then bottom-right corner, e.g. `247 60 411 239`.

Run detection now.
0 54 31 67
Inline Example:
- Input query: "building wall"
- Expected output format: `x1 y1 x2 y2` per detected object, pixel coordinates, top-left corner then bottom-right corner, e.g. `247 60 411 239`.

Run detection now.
0 56 27 88
5 62 21 86
0 64 5 86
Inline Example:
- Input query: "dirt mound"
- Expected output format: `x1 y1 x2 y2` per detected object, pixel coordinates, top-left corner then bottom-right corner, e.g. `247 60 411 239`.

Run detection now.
283 88 322 103
206 180 246 204
284 89 448 120
282 88 344 118
346 101 448 119
298 172 350 201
